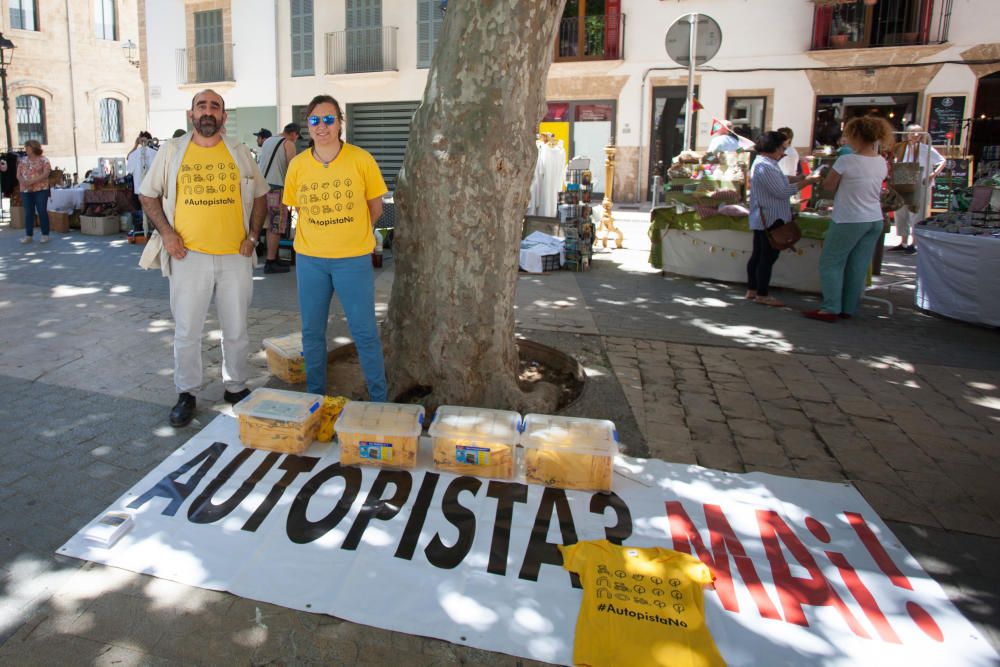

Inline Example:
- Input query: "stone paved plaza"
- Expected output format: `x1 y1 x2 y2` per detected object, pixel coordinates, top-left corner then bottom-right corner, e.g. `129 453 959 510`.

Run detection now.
0 216 998 665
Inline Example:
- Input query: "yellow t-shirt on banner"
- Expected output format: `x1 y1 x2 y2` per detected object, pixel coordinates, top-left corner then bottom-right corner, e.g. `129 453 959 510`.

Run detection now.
283 143 388 259
559 540 726 667
173 142 245 254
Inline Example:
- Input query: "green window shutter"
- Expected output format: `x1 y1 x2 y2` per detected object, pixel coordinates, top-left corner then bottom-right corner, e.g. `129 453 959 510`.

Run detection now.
417 0 442 70
291 0 314 77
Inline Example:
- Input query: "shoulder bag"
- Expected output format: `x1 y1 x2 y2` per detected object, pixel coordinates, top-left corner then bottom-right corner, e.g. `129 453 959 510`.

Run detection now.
760 207 802 251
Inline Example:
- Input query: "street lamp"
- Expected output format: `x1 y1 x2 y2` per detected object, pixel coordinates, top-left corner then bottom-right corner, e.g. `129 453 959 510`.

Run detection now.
122 39 140 68
0 32 15 152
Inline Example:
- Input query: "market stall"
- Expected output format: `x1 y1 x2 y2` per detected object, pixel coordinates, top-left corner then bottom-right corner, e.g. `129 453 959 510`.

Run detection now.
648 150 835 293
915 185 1000 326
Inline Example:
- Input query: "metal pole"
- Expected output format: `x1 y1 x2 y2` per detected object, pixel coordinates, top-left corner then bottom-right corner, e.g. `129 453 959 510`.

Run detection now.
0 65 11 151
682 14 698 151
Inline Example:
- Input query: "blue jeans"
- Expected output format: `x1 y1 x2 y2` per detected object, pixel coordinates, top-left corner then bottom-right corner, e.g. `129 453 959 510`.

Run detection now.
819 220 882 315
296 253 387 401
22 189 50 237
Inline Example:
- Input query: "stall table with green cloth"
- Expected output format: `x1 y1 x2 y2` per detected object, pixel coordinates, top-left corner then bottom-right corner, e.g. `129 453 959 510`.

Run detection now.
648 208 834 293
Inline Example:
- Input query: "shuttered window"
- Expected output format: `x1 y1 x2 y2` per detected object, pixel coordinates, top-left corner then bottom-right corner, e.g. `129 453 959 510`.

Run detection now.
346 101 418 193
99 98 123 143
417 0 444 69
194 10 225 83
291 0 314 77
95 0 117 40
346 0 382 74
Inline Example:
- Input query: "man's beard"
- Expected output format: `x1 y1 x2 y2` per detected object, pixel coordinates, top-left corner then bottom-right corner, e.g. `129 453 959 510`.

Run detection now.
195 116 220 137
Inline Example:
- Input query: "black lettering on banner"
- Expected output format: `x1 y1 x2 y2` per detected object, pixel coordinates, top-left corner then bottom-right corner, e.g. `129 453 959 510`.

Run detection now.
395 472 440 560
286 463 361 544
342 470 413 550
486 481 528 576
126 442 227 516
242 455 320 532
424 476 482 570
590 492 633 545
187 449 279 524
518 487 580 588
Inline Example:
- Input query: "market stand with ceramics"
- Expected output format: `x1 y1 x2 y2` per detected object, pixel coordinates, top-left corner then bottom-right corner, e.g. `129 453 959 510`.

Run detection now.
648 150 834 292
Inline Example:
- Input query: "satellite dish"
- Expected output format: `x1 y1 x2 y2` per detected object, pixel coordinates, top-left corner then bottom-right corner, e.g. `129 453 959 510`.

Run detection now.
665 14 722 67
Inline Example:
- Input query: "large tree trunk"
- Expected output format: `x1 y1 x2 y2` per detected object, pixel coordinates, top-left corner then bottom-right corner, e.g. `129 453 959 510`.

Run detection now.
385 0 566 412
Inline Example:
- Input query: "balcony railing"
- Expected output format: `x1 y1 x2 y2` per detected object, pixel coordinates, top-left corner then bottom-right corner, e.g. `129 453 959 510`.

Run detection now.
176 43 235 84
811 0 951 50
326 27 398 75
554 12 625 62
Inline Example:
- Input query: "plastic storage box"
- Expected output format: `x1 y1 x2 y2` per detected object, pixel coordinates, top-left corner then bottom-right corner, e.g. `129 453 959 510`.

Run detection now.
234 388 324 454
428 406 521 479
521 414 618 492
335 402 425 469
263 333 307 384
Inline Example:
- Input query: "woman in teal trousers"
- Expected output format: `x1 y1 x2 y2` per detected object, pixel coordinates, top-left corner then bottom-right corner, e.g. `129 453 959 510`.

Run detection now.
804 116 893 322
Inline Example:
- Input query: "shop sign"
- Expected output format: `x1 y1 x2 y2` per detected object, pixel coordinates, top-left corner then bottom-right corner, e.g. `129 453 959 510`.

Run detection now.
61 416 998 666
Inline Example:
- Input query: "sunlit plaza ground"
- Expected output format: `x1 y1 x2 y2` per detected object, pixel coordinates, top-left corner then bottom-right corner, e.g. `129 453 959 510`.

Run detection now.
0 211 997 664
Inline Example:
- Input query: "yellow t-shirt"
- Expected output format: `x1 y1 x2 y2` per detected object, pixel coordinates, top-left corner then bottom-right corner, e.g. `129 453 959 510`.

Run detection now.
559 540 726 667
283 143 388 259
174 142 245 254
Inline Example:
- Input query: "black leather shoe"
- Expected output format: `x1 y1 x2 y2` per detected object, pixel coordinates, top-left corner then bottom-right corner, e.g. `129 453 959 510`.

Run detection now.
264 260 290 274
224 388 251 404
169 392 196 427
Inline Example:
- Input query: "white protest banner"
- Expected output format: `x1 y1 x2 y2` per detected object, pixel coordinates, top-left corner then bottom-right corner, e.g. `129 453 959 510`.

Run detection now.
61 416 998 666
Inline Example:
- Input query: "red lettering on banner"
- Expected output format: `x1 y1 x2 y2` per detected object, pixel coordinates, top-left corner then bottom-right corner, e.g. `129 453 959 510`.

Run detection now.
806 514 901 644
757 510 870 638
666 501 781 620
846 512 945 642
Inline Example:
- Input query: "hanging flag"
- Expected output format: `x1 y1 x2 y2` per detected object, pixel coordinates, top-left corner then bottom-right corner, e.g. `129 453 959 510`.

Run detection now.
691 97 705 112
737 135 756 151
710 117 728 135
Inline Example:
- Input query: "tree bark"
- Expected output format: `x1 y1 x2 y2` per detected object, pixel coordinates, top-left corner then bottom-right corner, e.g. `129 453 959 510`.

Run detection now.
385 0 566 412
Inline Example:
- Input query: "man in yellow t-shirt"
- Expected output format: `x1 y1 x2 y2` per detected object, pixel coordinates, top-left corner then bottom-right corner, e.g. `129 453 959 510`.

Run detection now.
560 539 726 667
139 89 269 427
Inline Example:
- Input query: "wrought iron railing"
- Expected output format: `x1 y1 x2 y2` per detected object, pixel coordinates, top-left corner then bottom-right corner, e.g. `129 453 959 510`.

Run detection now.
811 0 951 50
176 43 235 84
326 27 399 75
554 13 625 62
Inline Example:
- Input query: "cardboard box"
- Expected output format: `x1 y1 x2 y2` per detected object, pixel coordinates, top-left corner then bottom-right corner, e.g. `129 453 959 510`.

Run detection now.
49 211 71 233
9 206 24 229
81 215 119 236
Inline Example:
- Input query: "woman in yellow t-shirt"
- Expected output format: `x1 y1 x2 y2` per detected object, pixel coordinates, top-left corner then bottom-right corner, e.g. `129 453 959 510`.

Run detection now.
283 94 388 400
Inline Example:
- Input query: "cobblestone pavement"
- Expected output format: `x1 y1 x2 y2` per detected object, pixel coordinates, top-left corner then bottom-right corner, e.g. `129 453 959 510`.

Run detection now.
0 217 997 664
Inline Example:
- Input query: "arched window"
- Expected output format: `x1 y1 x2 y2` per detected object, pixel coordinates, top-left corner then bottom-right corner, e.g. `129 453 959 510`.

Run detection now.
15 94 46 144
99 98 123 143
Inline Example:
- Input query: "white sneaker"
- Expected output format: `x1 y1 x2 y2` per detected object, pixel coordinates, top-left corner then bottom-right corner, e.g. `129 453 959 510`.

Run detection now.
20 236 32 244
40 235 49 244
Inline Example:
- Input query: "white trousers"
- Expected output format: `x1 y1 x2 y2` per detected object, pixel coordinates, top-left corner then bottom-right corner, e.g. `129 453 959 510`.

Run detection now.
168 251 253 394
894 205 920 241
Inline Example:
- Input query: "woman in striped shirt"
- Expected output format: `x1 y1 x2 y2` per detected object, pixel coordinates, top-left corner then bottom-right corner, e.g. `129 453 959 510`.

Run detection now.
747 131 821 306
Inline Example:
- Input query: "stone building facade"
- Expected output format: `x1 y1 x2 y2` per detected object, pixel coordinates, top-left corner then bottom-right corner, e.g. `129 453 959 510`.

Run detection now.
2 0 147 178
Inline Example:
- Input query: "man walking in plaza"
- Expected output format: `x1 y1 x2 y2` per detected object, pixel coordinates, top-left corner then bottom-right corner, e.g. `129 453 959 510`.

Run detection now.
139 89 269 427
255 123 300 274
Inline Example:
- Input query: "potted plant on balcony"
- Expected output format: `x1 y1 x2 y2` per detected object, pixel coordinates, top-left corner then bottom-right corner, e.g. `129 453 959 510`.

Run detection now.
830 25 851 48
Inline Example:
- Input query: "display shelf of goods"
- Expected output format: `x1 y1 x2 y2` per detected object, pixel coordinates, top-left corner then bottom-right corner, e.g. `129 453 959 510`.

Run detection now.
521 414 618 492
428 406 521 479
234 388 324 454
335 402 425 469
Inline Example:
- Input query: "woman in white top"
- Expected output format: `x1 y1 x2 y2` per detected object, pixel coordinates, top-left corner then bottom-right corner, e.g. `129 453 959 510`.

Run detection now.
804 116 893 322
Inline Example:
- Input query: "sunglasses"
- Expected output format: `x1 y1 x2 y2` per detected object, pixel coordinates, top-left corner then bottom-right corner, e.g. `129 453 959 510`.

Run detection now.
307 114 338 126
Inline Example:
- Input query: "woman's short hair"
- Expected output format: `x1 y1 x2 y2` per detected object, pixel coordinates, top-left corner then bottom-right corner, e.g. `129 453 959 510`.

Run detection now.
844 116 895 148
754 131 786 155
304 94 345 141
24 140 42 155
777 127 794 141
